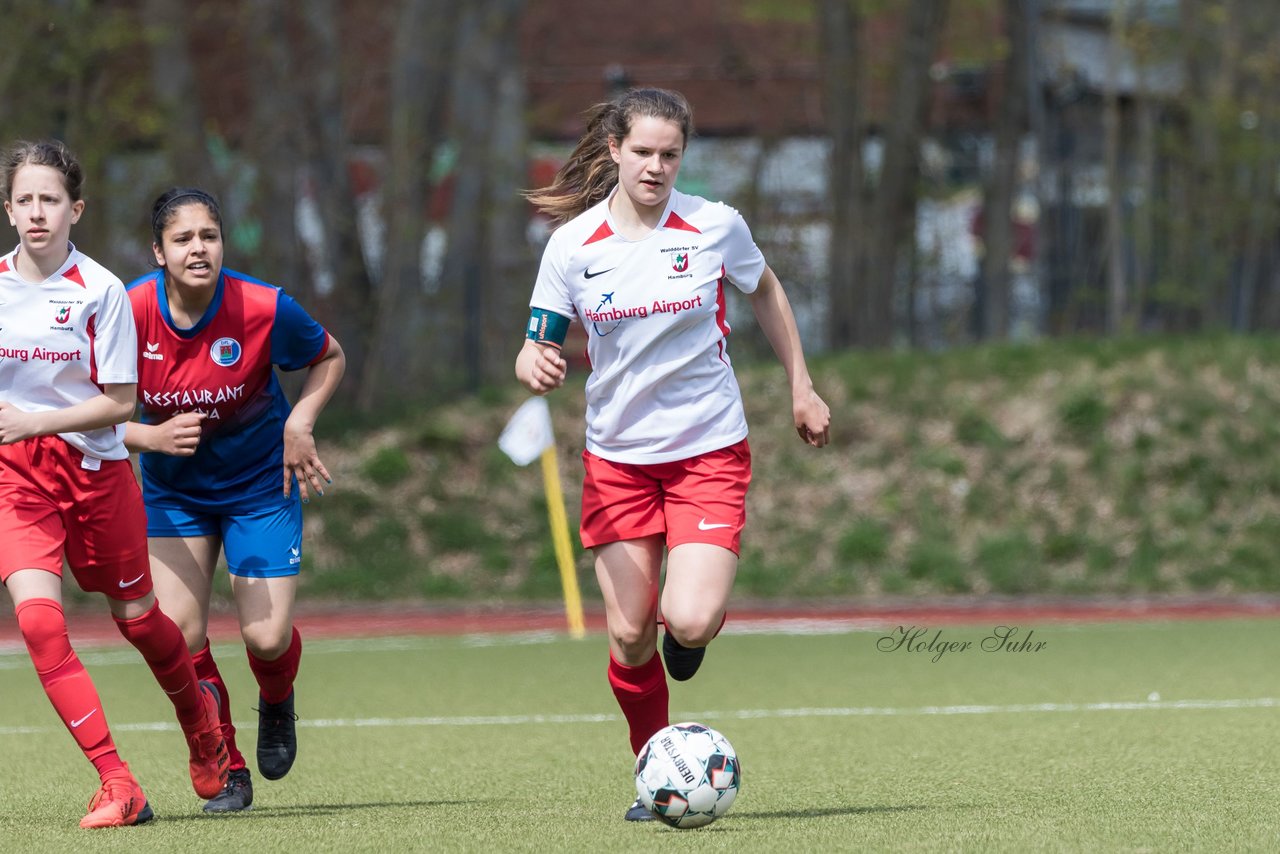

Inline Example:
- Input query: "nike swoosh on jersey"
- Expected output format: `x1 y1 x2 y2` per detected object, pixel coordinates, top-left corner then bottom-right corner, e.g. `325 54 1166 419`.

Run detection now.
71 709 98 728
118 573 147 588
584 267 616 279
698 518 732 530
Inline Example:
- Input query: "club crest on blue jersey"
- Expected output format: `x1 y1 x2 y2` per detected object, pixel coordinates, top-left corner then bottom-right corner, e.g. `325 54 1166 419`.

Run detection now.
210 336 242 367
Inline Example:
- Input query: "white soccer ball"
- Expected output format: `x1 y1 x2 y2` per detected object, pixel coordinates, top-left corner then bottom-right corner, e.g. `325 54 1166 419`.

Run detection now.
634 722 740 828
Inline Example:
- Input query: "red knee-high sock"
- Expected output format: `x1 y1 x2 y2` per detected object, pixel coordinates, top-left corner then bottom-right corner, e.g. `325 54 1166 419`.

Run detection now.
608 651 670 755
192 639 245 770
16 598 126 781
246 626 301 704
113 602 205 731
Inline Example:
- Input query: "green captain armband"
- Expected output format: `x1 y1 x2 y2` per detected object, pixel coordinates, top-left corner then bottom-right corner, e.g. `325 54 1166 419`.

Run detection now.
526 308 570 347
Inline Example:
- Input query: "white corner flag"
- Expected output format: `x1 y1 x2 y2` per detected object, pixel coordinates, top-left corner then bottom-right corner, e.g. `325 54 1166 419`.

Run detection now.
499 397 555 467
499 397 585 638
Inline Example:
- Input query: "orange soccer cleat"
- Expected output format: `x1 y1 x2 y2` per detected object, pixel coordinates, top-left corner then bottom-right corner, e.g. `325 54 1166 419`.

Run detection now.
80 765 154 829
186 681 230 798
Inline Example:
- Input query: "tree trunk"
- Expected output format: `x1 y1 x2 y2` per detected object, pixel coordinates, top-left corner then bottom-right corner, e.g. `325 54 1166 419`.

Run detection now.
437 0 525 392
244 0 302 296
482 0 533 386
358 0 459 410
978 0 1029 340
817 0 865 351
296 0 376 402
1102 0 1127 334
860 0 950 348
143 0 219 191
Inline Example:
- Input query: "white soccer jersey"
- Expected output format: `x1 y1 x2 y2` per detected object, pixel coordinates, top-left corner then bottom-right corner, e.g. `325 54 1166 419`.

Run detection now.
0 244 137 459
531 188 766 464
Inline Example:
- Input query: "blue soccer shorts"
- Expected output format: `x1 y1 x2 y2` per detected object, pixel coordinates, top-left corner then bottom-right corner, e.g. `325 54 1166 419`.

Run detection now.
144 500 304 578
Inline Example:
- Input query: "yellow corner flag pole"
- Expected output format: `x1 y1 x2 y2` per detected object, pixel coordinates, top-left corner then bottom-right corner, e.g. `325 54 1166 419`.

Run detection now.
499 396 586 639
539 445 586 638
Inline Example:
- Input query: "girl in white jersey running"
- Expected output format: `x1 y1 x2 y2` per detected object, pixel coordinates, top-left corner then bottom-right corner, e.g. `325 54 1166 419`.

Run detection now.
0 140 228 829
515 89 831 822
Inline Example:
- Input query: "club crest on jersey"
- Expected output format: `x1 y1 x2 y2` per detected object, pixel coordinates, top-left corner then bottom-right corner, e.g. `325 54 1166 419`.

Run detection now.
672 253 690 273
55 305 71 323
210 337 242 367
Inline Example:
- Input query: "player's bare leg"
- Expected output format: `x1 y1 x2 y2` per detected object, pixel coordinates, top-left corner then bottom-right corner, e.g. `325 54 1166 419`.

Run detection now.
659 543 737 681
595 536 667 821
148 535 220 650
232 573 301 781
595 536 664 665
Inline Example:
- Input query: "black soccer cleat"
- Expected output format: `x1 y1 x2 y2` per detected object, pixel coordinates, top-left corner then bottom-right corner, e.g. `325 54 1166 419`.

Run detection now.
662 631 706 682
625 797 657 822
203 767 254 813
255 691 298 780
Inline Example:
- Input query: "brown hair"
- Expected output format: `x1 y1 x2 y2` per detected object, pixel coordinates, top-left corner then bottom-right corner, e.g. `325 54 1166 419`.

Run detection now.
0 139 84 203
526 88 694 226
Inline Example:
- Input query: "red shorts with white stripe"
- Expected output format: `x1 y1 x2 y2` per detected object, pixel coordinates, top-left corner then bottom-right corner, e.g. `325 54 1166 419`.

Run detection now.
580 439 751 554
0 435 152 598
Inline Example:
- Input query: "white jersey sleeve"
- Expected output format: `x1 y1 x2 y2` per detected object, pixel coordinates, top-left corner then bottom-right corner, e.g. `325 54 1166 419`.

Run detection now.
529 227 579 321
91 267 139 385
717 206 767 294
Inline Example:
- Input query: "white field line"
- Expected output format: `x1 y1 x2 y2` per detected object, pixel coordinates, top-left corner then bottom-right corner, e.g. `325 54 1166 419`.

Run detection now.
1 697 1276 737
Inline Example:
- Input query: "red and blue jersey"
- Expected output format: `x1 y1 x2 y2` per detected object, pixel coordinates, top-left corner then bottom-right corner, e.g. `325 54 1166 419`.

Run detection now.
125 268 329 512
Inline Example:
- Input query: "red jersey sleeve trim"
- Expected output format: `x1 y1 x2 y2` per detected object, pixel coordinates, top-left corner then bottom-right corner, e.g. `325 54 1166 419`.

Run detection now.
306 332 332 366
64 265 86 287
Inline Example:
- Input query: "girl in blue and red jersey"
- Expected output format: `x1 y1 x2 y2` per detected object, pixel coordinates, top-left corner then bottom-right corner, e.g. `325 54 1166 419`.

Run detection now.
125 188 345 813
516 89 831 821
0 141 228 829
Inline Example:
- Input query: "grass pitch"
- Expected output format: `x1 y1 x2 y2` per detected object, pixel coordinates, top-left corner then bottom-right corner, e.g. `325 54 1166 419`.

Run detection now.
1 616 1277 852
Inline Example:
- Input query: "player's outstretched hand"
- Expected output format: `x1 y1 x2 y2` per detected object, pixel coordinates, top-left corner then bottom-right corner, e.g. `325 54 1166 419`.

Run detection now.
794 387 831 448
152 411 205 456
283 423 331 503
0 400 38 445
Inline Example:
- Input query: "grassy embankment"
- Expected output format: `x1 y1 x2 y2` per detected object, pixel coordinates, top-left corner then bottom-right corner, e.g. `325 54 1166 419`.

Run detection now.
297 333 1280 603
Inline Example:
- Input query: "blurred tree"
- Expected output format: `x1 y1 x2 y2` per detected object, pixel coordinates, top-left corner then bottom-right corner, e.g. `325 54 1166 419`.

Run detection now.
861 0 951 349
976 0 1029 340
817 0 868 351
142 0 221 193
436 0 528 393
0 0 152 269
243 0 304 297
359 0 459 409
1102 0 1127 333
295 0 377 402
817 0 950 349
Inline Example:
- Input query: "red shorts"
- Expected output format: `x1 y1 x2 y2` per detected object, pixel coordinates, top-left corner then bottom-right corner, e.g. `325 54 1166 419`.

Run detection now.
0 435 152 598
580 439 751 554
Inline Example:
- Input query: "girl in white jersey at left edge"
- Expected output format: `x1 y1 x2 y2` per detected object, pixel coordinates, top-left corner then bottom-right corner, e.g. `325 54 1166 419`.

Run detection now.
0 139 228 829
515 88 831 823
